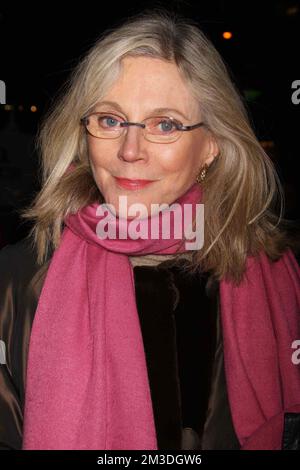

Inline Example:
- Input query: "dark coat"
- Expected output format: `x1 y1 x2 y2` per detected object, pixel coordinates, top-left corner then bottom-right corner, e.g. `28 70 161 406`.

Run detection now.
0 237 296 450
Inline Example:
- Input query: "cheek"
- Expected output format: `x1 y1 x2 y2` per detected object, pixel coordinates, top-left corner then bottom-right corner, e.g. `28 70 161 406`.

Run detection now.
159 142 198 174
86 141 111 189
88 139 111 167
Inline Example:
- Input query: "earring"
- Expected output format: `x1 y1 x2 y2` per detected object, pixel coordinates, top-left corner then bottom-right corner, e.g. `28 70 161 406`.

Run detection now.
196 154 220 183
196 163 209 183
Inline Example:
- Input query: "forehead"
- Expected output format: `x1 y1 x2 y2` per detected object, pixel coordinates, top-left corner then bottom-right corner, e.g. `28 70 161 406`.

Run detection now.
98 56 198 119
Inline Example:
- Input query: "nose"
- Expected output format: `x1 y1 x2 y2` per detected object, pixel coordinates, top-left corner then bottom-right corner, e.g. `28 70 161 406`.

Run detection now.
117 124 146 163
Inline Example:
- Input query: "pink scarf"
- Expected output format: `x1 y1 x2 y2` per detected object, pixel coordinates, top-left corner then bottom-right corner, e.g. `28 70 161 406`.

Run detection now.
22 182 300 450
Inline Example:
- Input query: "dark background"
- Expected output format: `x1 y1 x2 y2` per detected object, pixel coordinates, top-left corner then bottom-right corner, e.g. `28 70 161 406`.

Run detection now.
0 0 299 248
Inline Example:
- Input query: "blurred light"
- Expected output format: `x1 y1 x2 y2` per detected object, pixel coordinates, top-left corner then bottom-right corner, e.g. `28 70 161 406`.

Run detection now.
30 105 38 113
223 31 233 40
243 89 262 101
286 6 299 16
18 105 24 111
260 141 275 150
4 104 13 111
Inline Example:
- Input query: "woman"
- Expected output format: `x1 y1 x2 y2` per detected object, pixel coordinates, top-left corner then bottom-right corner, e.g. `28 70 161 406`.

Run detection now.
0 10 299 451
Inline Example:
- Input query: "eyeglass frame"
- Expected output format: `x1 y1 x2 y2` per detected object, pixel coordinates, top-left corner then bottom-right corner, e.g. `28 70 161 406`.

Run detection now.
80 111 206 143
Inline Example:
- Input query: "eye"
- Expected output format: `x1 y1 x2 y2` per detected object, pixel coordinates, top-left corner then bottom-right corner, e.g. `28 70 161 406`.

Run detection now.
158 118 177 133
147 117 179 134
97 114 122 129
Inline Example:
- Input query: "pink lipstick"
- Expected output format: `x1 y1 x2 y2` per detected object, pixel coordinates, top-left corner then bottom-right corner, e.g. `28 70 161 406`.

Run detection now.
114 177 155 190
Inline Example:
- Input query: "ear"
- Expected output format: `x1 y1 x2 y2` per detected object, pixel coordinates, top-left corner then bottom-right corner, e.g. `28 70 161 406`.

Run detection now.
203 134 220 166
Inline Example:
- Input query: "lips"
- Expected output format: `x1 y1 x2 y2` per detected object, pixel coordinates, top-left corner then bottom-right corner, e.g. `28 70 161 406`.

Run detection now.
114 176 156 190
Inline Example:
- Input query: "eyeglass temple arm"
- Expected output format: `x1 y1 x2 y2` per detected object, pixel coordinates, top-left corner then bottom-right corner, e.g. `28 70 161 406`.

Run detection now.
179 122 205 131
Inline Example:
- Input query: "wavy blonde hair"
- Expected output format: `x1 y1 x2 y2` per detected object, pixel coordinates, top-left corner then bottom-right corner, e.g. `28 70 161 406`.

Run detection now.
21 8 298 285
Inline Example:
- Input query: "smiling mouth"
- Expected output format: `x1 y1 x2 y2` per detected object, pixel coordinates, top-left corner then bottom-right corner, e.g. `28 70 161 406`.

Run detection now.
114 176 156 190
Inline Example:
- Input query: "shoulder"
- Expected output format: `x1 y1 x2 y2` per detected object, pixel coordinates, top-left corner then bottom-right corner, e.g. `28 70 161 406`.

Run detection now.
0 236 36 265
0 235 52 316
0 237 51 372
0 236 41 289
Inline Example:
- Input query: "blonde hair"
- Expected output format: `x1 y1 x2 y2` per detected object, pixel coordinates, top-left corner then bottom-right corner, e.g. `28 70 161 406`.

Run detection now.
21 8 298 285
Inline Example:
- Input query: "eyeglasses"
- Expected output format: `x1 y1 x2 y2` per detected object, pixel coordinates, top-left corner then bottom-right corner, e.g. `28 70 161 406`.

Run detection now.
80 112 205 144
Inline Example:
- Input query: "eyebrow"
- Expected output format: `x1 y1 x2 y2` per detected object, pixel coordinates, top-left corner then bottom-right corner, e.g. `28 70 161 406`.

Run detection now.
94 100 189 120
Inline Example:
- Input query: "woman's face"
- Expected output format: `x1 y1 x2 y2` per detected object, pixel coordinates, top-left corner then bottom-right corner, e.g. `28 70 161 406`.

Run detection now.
87 56 218 219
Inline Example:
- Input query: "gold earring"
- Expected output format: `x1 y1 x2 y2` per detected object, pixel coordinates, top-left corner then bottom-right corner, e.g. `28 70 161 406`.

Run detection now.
196 154 220 183
196 163 209 183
